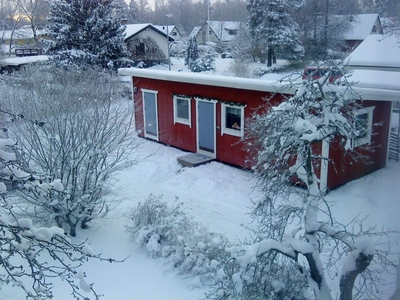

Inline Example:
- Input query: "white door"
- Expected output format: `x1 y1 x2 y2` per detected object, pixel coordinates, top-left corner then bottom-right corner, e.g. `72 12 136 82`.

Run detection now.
142 90 159 140
197 99 216 157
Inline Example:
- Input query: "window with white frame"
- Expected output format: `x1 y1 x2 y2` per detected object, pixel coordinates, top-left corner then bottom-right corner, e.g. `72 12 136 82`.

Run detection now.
221 103 245 137
173 95 191 126
353 106 375 147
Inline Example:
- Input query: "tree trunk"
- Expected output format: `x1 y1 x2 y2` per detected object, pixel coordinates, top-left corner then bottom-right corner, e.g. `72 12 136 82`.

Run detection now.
267 47 273 67
339 252 374 300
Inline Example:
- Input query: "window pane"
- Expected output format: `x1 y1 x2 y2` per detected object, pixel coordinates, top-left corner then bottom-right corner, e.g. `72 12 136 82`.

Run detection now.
225 106 241 130
356 113 368 139
177 98 189 120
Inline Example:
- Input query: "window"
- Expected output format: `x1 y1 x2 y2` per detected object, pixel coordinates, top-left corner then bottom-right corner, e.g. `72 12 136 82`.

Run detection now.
173 95 191 126
353 106 375 147
226 29 238 36
221 103 245 137
136 42 145 55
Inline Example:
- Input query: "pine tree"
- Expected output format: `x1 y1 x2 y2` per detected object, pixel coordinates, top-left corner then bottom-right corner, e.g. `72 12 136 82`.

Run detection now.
247 0 304 66
46 0 130 69
185 37 199 67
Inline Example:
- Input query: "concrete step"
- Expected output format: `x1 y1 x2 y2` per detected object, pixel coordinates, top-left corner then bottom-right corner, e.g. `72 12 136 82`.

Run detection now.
177 153 214 167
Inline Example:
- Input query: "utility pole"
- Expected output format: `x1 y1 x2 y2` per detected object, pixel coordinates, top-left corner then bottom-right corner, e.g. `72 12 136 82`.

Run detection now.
206 0 210 44
166 13 172 71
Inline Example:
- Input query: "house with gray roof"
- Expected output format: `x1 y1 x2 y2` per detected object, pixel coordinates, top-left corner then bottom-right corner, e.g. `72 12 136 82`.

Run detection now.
124 23 173 66
189 21 245 45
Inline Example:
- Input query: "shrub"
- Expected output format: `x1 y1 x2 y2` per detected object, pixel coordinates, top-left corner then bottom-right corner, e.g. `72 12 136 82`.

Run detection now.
126 195 229 276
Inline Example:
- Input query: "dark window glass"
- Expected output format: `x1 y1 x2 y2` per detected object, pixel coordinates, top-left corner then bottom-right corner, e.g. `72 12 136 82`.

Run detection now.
356 113 368 139
225 106 241 130
136 42 145 54
177 98 189 120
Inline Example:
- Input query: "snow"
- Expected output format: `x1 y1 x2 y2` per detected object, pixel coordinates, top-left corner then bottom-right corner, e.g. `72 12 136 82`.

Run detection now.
342 14 380 40
124 23 153 40
2 58 400 299
2 125 399 299
0 55 48 66
344 34 400 68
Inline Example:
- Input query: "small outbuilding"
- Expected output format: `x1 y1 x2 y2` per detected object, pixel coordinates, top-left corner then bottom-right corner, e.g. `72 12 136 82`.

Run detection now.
119 61 399 192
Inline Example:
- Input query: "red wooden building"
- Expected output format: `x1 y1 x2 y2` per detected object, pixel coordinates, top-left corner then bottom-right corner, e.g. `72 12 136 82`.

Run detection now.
119 67 397 192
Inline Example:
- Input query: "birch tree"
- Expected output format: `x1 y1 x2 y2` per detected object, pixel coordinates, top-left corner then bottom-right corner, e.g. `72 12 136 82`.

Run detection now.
206 65 396 299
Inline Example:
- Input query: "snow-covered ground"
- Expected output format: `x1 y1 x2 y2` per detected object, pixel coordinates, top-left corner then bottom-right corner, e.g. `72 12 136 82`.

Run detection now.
2 58 399 299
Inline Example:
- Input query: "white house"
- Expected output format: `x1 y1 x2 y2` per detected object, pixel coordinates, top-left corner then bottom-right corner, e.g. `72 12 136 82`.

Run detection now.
154 25 184 41
189 21 244 45
124 23 173 66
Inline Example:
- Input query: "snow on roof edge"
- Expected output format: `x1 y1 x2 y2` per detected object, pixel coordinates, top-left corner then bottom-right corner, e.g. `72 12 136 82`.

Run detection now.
118 68 294 94
118 68 400 102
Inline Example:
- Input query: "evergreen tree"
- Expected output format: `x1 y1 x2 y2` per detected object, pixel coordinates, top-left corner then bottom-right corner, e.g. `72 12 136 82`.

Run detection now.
247 0 304 66
46 0 130 69
185 37 199 67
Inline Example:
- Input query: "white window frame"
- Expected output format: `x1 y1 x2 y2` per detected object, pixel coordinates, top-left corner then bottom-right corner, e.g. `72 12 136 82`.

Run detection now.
173 95 191 127
353 106 375 148
221 103 245 137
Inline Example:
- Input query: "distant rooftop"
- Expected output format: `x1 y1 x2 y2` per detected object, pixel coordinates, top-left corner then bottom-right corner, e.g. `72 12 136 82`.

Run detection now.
344 34 400 69
343 13 382 40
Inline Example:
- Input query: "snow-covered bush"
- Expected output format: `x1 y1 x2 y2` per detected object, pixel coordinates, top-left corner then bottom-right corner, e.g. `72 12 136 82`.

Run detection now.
1 64 135 236
126 36 165 64
190 50 216 73
0 112 117 299
127 195 309 299
185 37 199 67
170 40 187 58
252 65 283 77
226 59 251 78
126 195 229 277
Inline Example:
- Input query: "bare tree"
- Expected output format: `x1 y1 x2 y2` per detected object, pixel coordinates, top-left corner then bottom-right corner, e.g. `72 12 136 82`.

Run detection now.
1 64 135 236
0 113 120 299
15 0 49 45
206 65 397 299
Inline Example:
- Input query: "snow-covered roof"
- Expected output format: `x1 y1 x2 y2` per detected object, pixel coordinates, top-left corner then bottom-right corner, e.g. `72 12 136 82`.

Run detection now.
0 26 46 40
0 55 48 66
348 69 400 91
118 68 294 94
119 67 400 103
124 23 155 40
344 34 400 69
189 26 201 39
207 21 241 42
343 14 382 40
154 25 176 35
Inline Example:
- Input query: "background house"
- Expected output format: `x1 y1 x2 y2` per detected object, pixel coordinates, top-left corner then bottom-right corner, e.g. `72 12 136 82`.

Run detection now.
344 33 400 160
0 26 45 55
154 25 184 41
189 21 243 45
341 13 383 50
124 23 173 66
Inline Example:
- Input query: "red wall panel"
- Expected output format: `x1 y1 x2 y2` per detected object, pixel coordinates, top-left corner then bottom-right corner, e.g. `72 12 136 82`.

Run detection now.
326 100 390 189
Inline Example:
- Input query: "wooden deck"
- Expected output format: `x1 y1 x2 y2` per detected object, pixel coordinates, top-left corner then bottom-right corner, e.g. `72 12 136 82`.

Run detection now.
177 153 214 167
